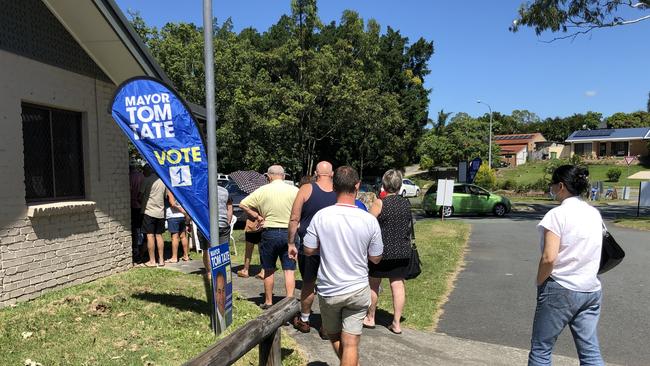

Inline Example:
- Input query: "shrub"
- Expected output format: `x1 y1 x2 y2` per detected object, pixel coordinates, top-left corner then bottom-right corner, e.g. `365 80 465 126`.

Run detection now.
606 167 622 182
531 178 550 192
501 179 517 191
474 163 497 190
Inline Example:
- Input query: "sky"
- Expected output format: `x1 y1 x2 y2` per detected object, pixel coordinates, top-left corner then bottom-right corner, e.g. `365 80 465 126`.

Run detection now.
115 0 650 121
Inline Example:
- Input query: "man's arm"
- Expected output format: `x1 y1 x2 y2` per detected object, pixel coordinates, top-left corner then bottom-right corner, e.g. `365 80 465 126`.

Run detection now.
288 184 312 259
367 218 384 264
303 244 319 256
302 217 320 257
240 190 264 226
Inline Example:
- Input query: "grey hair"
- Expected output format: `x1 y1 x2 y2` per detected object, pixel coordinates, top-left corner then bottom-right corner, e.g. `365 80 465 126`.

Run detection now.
382 169 403 193
267 165 285 176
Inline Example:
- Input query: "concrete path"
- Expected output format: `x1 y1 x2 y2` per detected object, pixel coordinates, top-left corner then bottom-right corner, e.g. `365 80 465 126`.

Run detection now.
164 256 595 365
437 211 648 366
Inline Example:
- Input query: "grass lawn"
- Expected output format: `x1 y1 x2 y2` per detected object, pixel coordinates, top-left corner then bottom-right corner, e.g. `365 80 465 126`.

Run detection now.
613 217 650 231
497 161 647 187
374 220 469 330
0 268 305 366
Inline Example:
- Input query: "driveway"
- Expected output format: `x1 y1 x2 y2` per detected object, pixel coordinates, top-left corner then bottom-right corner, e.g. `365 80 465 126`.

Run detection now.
436 209 650 366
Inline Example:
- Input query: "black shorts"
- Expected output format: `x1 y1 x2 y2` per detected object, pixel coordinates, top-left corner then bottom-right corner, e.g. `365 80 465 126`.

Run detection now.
298 252 320 283
245 230 262 244
142 214 165 234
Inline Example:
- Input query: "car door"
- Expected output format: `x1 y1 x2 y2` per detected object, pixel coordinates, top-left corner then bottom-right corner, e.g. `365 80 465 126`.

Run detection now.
466 185 491 213
452 184 470 213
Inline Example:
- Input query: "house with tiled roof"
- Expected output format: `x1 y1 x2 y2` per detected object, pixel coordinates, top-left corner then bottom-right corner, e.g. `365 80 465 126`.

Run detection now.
565 127 650 158
493 133 546 166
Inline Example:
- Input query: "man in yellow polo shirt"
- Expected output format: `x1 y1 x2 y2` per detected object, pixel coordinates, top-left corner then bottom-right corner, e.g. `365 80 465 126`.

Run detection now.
240 165 299 309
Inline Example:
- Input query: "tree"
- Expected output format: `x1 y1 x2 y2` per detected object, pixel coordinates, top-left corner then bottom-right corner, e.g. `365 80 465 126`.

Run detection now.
127 1 434 176
605 111 650 128
418 113 500 169
647 91 650 113
510 0 650 40
434 109 452 135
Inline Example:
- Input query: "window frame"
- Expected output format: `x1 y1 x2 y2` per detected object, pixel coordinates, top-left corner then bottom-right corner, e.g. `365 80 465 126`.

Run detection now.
22 103 85 203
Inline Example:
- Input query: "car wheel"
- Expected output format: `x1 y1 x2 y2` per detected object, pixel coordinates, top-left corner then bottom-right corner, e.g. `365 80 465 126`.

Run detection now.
439 206 454 218
415 189 420 197
493 203 507 217
401 190 407 197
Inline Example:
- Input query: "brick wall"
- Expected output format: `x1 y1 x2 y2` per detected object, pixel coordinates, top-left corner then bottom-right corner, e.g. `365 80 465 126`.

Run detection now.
0 50 132 307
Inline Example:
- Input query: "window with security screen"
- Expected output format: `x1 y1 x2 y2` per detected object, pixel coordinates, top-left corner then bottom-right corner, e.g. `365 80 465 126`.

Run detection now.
21 104 85 202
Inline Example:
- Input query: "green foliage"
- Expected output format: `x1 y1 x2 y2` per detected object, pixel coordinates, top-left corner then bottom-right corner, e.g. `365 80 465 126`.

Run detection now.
418 113 500 168
510 0 650 38
129 2 434 176
474 163 497 190
606 167 623 182
500 179 518 191
605 111 650 128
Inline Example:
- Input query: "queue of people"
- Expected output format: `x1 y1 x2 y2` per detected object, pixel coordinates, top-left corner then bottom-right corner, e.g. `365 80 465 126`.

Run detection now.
132 160 605 366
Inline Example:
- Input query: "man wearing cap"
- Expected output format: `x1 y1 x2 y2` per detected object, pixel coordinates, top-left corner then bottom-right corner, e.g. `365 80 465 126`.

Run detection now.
240 165 299 308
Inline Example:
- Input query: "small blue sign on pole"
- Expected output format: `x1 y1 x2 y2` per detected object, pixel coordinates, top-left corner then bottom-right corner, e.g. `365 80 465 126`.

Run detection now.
209 243 233 334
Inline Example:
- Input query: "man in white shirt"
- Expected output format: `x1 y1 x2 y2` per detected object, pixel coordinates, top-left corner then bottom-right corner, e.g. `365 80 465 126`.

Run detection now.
303 166 383 366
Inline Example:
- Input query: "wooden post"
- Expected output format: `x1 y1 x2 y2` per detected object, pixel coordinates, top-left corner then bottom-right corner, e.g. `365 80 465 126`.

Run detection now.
259 328 281 366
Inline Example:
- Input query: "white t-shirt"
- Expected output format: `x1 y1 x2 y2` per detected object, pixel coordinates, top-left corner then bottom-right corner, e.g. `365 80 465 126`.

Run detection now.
303 203 384 297
537 196 602 292
166 203 185 219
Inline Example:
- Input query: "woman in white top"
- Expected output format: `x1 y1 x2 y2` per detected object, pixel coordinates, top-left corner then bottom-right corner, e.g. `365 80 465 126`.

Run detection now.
528 165 604 366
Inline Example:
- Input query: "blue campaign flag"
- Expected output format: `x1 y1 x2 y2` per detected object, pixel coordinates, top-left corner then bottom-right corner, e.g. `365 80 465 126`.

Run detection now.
110 76 211 242
468 157 482 183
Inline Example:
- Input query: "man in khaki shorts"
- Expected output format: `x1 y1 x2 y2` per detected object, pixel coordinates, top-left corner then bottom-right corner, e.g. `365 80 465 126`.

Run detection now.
303 166 383 366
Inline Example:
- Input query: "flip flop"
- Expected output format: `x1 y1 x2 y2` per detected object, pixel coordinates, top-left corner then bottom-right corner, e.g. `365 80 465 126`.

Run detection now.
157 262 165 267
165 259 179 263
362 323 376 329
181 257 190 262
142 262 157 268
387 325 402 335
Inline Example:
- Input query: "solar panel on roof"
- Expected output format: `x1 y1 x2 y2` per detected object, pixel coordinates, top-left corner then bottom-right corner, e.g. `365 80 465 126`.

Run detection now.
495 134 534 140
573 129 614 138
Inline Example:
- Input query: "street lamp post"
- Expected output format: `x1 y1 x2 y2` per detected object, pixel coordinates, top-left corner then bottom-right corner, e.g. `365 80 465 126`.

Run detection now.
477 100 493 168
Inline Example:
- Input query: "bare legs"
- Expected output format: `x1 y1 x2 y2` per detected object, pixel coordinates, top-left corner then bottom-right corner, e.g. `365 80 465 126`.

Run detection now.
145 233 164 266
328 332 361 366
363 276 405 332
169 231 188 262
262 268 295 306
363 276 381 327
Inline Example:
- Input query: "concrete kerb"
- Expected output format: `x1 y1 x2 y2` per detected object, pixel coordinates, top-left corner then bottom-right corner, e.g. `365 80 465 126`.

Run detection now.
161 259 608 366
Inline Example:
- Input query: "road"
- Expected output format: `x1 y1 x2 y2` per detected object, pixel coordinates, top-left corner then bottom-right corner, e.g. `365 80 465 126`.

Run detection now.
435 207 650 366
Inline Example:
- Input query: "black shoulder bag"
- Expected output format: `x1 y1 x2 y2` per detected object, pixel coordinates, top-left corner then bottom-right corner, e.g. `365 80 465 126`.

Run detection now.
599 223 625 275
405 218 422 280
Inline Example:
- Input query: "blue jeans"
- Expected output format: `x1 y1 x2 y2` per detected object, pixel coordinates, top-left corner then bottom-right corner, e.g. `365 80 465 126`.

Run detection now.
528 279 604 366
260 229 296 271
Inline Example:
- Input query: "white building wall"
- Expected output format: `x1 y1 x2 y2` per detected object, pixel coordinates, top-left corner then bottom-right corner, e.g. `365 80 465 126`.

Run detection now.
0 50 131 307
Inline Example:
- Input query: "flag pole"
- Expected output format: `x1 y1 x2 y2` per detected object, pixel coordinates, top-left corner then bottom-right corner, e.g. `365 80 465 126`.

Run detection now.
203 0 219 333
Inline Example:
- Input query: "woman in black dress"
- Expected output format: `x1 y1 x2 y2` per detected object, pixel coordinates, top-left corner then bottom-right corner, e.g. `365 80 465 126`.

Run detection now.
363 169 413 334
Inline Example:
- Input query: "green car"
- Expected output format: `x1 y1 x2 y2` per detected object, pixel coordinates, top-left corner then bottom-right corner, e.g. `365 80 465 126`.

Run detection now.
422 183 512 217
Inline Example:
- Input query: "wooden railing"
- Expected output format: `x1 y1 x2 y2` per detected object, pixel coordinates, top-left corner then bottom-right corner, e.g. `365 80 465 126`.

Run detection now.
184 297 300 366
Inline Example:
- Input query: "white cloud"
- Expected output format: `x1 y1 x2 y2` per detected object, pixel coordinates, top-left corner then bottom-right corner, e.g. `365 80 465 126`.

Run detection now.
585 90 597 97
